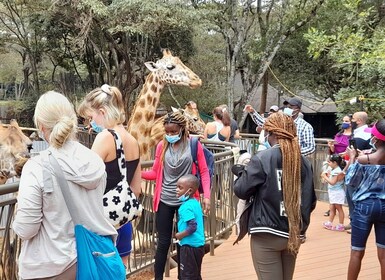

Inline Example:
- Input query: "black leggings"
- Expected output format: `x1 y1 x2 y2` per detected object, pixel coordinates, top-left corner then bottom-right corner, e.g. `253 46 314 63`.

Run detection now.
154 201 180 280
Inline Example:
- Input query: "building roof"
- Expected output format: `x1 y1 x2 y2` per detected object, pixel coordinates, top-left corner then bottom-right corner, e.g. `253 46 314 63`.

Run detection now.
248 85 337 114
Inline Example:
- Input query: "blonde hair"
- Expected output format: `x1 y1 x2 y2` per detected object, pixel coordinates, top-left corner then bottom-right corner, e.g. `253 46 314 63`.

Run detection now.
264 112 302 255
77 84 125 126
34 91 77 149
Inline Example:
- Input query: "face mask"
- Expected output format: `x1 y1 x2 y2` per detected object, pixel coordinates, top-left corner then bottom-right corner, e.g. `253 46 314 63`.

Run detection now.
178 188 191 202
369 137 377 150
90 120 104 133
165 131 181 144
351 121 358 130
263 134 271 149
283 108 294 117
341 123 350 129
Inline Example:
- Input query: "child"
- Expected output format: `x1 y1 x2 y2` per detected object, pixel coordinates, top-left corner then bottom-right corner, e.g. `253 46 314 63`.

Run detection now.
321 154 346 231
175 174 205 280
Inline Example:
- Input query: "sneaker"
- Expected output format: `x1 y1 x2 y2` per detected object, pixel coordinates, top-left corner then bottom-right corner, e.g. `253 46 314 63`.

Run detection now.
346 229 351 234
332 224 345 232
323 221 333 230
324 210 330 217
344 223 352 230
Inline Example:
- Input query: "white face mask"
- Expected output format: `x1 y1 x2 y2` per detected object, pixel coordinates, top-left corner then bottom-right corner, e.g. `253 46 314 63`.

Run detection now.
283 107 294 117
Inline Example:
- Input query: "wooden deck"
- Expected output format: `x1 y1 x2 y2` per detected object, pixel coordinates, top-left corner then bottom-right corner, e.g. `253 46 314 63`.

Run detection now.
167 201 380 279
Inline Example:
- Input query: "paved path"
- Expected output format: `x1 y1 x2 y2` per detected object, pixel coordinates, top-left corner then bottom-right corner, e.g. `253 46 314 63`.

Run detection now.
167 200 380 279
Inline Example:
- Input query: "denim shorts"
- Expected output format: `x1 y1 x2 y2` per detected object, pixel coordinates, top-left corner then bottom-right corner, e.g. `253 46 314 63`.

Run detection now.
351 198 385 251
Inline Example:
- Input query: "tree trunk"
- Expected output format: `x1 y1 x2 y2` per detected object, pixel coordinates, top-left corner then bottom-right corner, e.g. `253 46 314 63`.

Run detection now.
259 72 269 114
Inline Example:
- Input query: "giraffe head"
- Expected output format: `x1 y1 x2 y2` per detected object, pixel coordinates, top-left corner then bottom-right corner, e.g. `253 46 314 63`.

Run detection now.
171 106 205 135
144 49 202 89
0 119 32 183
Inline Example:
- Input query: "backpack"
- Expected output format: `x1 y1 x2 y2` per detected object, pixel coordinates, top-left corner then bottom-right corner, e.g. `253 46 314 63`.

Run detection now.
190 137 215 193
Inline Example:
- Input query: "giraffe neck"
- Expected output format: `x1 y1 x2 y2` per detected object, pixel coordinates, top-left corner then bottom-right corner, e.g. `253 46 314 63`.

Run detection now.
128 73 164 158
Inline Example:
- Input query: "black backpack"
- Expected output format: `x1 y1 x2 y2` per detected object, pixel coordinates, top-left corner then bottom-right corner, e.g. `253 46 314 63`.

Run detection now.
190 137 215 193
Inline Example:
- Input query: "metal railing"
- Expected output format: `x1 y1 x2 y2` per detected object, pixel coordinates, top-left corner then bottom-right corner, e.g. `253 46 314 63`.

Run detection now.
0 132 330 279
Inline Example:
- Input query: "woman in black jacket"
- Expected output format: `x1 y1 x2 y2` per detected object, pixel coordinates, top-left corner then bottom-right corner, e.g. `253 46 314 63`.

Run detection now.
234 112 316 280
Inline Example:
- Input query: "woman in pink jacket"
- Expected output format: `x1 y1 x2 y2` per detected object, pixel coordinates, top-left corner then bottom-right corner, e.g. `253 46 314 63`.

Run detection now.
142 111 210 280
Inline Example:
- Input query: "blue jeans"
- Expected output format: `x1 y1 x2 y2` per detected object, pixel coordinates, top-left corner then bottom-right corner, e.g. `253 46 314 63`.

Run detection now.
351 198 385 251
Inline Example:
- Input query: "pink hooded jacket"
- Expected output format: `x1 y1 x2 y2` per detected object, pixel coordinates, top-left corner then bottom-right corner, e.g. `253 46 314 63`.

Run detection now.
141 139 211 212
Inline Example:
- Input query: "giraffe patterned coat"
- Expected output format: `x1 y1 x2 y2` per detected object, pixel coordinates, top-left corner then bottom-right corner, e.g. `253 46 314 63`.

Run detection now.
141 139 211 212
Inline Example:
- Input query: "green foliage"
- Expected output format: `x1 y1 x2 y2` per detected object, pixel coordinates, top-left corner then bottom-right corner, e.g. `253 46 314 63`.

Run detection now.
304 0 385 120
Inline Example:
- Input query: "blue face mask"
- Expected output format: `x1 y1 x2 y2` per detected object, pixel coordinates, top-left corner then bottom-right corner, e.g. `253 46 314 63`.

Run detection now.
263 134 271 149
90 120 104 133
178 189 191 202
165 132 181 144
341 123 350 129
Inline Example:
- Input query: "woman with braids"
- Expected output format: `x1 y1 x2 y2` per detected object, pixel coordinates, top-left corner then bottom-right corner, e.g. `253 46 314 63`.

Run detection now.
233 112 316 280
78 84 142 268
141 111 210 280
344 119 385 280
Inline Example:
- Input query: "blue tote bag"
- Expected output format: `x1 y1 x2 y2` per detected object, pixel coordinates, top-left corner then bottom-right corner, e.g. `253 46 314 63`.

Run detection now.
44 151 126 280
75 225 125 280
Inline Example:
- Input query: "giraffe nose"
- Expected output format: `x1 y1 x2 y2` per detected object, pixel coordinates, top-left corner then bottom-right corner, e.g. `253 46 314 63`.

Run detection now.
189 77 202 89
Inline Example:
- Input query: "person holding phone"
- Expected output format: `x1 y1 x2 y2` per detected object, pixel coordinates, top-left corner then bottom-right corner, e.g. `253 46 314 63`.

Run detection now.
328 115 352 154
344 119 385 279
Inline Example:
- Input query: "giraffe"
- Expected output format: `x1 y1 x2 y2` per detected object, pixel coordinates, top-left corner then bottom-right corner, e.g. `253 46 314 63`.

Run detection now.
0 119 32 184
127 49 202 160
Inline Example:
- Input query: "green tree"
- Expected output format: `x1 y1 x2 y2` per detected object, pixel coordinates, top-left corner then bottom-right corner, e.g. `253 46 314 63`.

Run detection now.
305 0 385 122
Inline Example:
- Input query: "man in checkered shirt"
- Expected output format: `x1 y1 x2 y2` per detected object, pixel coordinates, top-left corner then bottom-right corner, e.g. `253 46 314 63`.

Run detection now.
244 97 315 156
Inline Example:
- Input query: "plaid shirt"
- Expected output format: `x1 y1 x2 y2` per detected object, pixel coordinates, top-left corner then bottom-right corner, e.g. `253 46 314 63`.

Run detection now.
250 112 315 156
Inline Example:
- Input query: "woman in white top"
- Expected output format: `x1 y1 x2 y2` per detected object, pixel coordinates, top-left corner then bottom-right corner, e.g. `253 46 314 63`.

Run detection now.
204 106 231 142
12 91 117 280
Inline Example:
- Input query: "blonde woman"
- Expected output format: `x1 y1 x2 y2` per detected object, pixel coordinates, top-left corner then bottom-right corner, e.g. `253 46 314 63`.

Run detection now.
78 84 141 268
13 91 117 279
234 112 316 280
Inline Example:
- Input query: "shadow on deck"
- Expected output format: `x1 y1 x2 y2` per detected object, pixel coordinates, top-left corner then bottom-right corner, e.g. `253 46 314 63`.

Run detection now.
168 201 380 280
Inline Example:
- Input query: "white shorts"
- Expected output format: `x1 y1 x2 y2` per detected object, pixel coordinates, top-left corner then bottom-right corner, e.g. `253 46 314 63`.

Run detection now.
328 188 345 205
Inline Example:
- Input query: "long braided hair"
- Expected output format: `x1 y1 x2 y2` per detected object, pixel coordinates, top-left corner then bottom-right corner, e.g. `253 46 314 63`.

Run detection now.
264 112 302 254
161 111 189 161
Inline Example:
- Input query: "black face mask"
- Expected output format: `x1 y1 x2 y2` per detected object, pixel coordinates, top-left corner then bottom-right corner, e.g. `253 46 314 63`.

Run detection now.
351 121 358 130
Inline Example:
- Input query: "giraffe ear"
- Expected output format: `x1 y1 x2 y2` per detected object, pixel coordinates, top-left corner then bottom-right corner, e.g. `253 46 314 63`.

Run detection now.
144 61 158 72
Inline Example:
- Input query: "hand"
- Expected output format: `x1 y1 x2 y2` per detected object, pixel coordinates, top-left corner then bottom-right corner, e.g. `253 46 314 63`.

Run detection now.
202 198 210 215
346 146 357 160
175 232 181 240
327 141 334 148
243 104 255 113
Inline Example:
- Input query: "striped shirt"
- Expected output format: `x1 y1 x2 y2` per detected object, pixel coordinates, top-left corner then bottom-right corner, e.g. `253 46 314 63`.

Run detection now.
249 112 315 156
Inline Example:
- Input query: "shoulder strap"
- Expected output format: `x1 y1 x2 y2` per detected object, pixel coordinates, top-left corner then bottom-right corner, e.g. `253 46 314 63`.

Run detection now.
107 129 127 181
190 137 199 165
42 150 81 225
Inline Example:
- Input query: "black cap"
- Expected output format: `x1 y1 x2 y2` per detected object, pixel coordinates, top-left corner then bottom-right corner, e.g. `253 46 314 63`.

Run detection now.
288 97 302 108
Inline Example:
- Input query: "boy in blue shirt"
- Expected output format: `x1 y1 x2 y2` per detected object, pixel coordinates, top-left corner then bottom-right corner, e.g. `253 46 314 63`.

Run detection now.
175 174 205 280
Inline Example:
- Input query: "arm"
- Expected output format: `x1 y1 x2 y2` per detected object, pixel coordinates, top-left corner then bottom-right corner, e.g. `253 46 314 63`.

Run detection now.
141 142 163 180
244 104 265 127
131 160 142 197
321 172 341 185
299 123 316 156
175 219 197 240
233 155 265 200
196 141 211 213
12 161 43 240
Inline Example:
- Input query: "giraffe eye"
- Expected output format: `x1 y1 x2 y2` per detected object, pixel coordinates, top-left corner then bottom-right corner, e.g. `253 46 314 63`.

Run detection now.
166 65 175 70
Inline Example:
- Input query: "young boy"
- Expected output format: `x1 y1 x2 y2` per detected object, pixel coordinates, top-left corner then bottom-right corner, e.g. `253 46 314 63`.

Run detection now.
175 174 205 280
